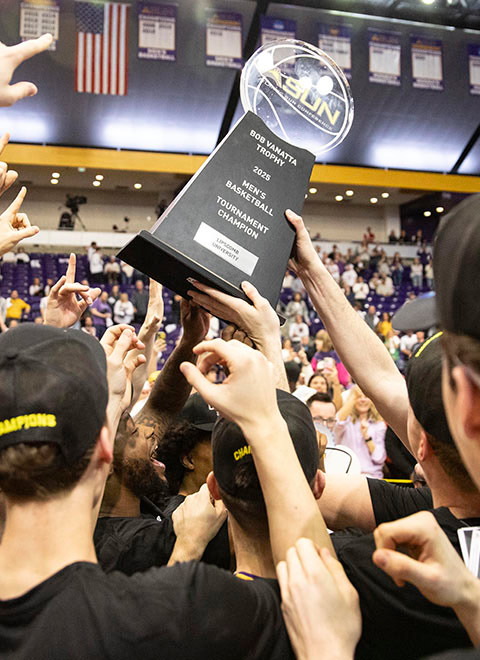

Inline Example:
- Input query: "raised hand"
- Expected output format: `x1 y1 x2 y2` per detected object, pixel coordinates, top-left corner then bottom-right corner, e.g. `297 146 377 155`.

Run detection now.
277 538 361 660
0 186 39 256
45 253 101 328
180 338 279 433
180 298 211 347
0 34 53 107
139 278 164 341
285 209 321 276
0 134 18 197
188 279 279 349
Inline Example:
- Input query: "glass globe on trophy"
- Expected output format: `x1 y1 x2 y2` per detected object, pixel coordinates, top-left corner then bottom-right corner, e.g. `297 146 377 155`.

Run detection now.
118 40 354 312
241 39 354 156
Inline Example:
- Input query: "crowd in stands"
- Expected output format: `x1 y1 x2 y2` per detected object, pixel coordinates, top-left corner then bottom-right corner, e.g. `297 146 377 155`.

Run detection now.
2 33 480 660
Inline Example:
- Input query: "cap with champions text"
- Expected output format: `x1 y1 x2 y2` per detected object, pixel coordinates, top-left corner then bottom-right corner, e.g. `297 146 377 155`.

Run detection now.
212 389 319 501
392 193 480 337
0 324 108 464
177 393 218 432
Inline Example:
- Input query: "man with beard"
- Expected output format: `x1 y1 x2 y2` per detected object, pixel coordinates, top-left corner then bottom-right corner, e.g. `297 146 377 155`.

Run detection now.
94 300 216 574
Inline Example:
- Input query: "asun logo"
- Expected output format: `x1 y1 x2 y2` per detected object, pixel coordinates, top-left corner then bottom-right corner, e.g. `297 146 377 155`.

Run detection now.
266 68 341 129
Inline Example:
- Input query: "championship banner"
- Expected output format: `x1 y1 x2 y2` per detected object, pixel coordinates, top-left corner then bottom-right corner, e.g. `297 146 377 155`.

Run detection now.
205 10 242 69
368 29 401 86
318 23 352 79
138 3 176 61
20 0 59 50
468 44 480 96
260 17 296 46
411 36 443 91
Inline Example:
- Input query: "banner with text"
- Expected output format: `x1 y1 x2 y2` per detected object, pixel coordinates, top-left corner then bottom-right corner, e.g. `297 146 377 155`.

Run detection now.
318 23 352 79
260 16 296 46
468 44 480 95
137 3 176 61
411 36 443 91
205 10 242 69
20 0 59 50
368 29 401 86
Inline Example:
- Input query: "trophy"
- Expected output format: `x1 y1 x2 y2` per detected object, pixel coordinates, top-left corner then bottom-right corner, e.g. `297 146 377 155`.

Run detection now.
117 40 354 309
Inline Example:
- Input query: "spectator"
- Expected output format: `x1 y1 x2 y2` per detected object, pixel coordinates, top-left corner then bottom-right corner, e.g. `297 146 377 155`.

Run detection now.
413 228 423 244
107 284 120 310
90 290 112 338
81 315 96 338
417 242 431 269
326 258 340 283
385 328 400 363
15 246 30 263
364 305 379 331
399 329 418 366
376 274 394 297
342 284 355 305
335 386 386 478
388 229 398 243
377 312 392 338
352 276 369 304
410 257 423 288
282 338 296 362
29 276 43 296
89 246 104 285
398 228 408 243
284 292 309 325
104 255 121 285
369 272 380 290
120 260 134 285
43 277 54 296
86 241 97 263
5 289 30 323
113 292 134 324
289 313 309 343
1 249 15 263
306 392 337 440
425 261 434 289
341 263 357 289
131 279 149 325
356 241 370 266
377 257 390 277
391 254 404 286
311 330 339 371
363 226 375 243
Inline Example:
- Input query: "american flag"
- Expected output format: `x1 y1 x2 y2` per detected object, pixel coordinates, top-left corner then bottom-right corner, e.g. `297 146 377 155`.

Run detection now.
75 1 129 95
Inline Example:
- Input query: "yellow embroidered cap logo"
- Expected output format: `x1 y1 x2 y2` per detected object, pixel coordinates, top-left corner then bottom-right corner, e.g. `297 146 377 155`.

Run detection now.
0 414 57 436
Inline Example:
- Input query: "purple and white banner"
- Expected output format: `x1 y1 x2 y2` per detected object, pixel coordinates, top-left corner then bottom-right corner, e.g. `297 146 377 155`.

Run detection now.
468 44 480 95
260 16 296 46
206 10 242 69
411 36 443 91
318 23 352 79
20 0 59 50
138 3 176 61
368 29 401 86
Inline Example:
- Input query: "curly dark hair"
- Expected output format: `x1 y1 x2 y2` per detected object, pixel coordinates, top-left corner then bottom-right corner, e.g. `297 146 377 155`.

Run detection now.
154 420 212 495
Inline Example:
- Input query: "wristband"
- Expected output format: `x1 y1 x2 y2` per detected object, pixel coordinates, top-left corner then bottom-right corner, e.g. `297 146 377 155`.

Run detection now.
365 436 373 443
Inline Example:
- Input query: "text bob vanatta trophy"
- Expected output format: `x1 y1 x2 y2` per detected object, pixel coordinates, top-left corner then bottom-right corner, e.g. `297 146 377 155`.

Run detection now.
117 40 354 310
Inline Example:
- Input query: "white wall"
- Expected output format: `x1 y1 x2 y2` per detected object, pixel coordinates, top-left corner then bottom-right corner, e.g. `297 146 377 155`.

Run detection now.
8 187 400 244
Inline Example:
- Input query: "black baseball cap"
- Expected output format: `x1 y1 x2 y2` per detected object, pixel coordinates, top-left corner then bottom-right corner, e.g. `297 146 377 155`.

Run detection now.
212 389 319 501
405 332 452 447
392 194 480 337
0 324 108 464
178 393 218 432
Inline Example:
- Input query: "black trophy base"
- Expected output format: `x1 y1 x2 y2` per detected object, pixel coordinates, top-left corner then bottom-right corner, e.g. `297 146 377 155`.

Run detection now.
118 230 253 305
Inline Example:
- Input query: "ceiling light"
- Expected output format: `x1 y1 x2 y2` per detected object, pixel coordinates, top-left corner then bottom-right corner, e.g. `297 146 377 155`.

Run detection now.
335 195 343 202
305 194 308 199
422 0 435 4
424 210 431 217
95 174 104 181
370 197 378 204
50 178 58 185
77 167 86 173
436 206 444 213
309 187 317 194
93 180 101 187
134 183 142 190
51 172 60 179
381 192 390 199
345 189 354 196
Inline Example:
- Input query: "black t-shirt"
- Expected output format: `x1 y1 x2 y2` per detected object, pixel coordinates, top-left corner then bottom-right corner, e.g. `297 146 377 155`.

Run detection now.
0 561 293 660
333 494 479 660
367 477 433 524
425 652 480 659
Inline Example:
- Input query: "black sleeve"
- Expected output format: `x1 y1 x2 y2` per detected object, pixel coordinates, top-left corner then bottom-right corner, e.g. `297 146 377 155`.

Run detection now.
423 651 480 660
130 563 294 659
95 517 176 575
367 478 433 525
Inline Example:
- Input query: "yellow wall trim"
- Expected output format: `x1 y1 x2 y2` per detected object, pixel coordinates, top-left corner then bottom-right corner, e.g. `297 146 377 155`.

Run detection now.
4 143 480 193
